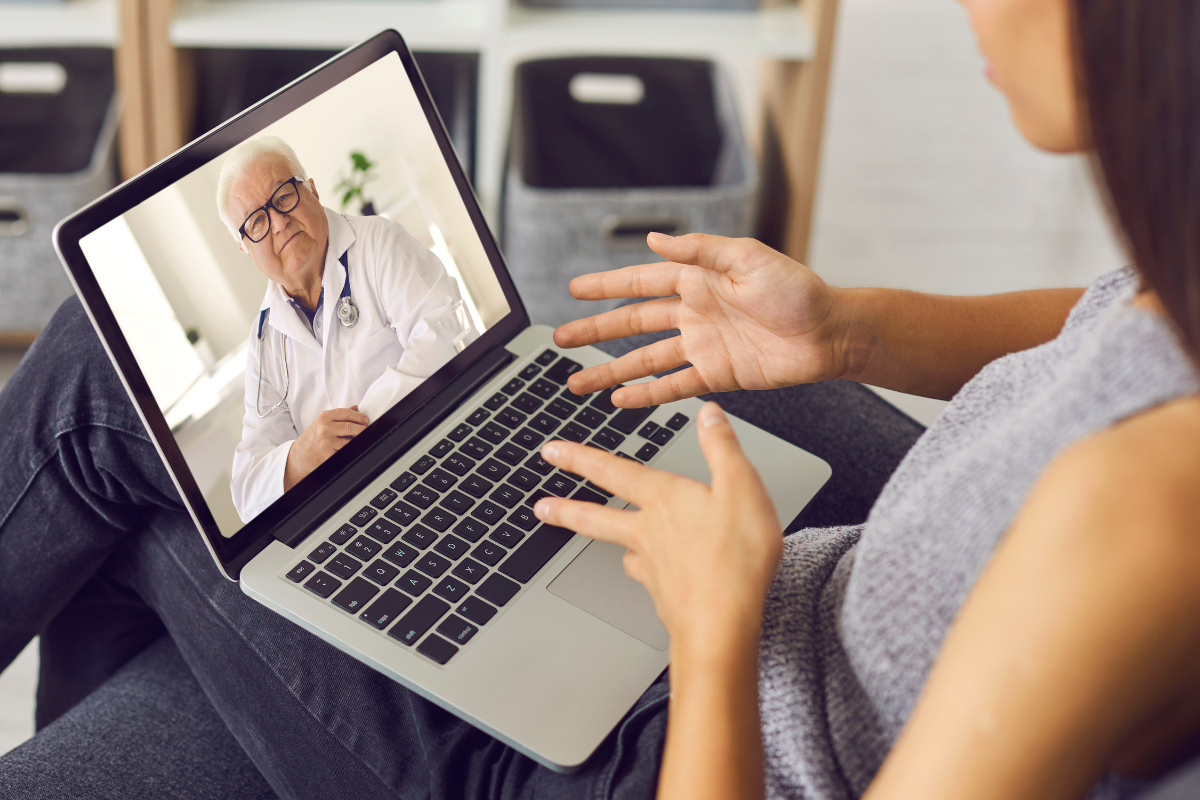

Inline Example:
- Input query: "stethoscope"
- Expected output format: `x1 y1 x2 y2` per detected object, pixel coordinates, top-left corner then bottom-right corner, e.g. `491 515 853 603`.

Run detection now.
255 250 359 418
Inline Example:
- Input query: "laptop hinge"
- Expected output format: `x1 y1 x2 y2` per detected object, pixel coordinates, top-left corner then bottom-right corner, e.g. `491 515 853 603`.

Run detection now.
271 342 516 549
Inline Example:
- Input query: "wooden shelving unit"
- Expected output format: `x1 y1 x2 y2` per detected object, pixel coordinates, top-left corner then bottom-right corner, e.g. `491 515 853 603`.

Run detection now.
0 0 837 260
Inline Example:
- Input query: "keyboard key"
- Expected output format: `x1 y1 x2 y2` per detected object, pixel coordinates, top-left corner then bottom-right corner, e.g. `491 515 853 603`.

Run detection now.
651 428 675 446
478 459 510 482
460 474 494 499
433 576 470 604
397 569 432 596
422 468 457 493
417 634 458 664
507 507 538 531
434 533 471 560
416 551 452 579
518 363 541 381
452 557 487 585
559 422 589 442
363 559 401 586
441 490 475 515
512 393 542 414
370 488 398 509
524 452 555 475
509 468 541 491
590 388 619 415
489 524 525 549
327 553 363 580
447 423 472 442
329 523 357 545
476 573 521 606
611 406 656 435
499 524 575 584
303 571 342 598
666 412 689 430
467 407 490 425
635 442 659 461
442 453 476 476
351 506 378 526
471 541 505 566
536 349 558 366
390 472 417 492
586 481 613 497
347 536 381 560
332 577 379 614
385 501 420 527
483 392 508 411
592 428 625 450
559 388 588 406
402 525 439 550
308 541 337 564
404 486 438 510
479 422 509 444
453 518 489 543
574 407 605 429
361 589 412 630
460 437 493 459
489 484 523 508
471 500 506 526
502 378 525 395
524 488 552 508
638 421 662 439
457 596 498 626
512 428 545 450
437 614 478 645
389 596 451 646
364 520 400 544
616 452 640 461
286 561 316 583
544 356 582 385
528 412 560 435
382 541 419 568
495 408 527 429
546 398 575 419
421 507 455 533
543 474 577 497
571 487 609 505
496 443 527 465
412 455 437 474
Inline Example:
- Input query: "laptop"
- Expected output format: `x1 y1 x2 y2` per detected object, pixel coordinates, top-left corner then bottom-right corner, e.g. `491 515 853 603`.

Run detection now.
52 31 831 772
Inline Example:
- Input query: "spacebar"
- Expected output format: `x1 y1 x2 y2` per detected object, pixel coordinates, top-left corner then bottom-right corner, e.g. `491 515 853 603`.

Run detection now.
499 524 575 583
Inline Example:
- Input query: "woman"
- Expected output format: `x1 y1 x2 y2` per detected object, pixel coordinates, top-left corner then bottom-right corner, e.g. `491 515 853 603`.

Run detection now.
3 1 1199 799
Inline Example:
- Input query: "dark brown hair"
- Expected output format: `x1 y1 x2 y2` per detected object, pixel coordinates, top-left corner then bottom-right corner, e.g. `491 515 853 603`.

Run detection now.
1071 0 1200 361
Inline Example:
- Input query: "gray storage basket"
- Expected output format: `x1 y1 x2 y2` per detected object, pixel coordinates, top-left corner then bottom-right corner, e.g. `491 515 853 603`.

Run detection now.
503 58 758 328
518 0 758 10
0 97 118 339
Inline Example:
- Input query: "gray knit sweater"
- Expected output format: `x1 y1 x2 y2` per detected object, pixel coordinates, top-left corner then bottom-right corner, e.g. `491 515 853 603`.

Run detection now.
758 267 1200 799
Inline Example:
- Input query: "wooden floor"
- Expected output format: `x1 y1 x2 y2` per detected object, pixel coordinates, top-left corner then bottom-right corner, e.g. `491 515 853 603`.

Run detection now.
0 0 1125 760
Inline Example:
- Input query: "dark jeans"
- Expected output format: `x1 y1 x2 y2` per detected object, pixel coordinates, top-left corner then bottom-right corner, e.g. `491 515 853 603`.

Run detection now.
0 298 924 800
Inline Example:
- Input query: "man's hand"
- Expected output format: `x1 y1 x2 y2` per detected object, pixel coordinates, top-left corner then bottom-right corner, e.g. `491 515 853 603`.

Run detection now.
284 406 369 490
553 233 847 409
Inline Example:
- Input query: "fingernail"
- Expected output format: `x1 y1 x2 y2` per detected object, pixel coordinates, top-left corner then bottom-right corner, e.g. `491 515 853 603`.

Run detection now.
700 402 726 428
542 442 561 463
650 232 675 240
534 498 551 519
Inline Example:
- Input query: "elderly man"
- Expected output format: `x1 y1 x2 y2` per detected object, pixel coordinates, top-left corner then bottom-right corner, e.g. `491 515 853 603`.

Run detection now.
221 136 474 524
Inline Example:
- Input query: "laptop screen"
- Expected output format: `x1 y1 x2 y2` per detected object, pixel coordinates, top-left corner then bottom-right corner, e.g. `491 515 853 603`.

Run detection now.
74 48 513 542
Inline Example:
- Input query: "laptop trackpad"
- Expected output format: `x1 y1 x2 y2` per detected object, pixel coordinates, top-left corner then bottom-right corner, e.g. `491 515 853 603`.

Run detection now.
547 540 669 651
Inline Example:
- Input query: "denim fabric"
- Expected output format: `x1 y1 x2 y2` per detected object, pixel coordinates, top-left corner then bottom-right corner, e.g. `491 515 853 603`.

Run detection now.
0 299 923 800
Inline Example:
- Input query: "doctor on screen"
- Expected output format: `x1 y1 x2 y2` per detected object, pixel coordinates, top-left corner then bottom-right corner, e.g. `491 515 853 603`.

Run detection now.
222 136 476 523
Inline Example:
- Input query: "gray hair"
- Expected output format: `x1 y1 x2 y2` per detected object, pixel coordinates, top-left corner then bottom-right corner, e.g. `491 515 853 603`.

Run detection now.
215 135 308 240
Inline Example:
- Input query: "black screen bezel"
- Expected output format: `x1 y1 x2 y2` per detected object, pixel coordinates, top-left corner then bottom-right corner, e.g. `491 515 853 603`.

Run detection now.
52 30 529 578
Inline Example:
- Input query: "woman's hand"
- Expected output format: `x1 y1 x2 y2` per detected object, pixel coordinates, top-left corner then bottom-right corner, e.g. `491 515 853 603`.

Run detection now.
553 233 848 409
532 401 782 656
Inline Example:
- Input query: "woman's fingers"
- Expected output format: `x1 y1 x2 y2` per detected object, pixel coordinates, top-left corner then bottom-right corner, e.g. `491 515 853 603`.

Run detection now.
533 495 637 546
539 440 670 506
610 367 711 408
554 297 680 350
567 261 683 302
566 335 686 396
647 231 741 272
694 402 764 496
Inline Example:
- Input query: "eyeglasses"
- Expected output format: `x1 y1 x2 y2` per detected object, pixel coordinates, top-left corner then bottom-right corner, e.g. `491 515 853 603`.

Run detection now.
238 176 304 243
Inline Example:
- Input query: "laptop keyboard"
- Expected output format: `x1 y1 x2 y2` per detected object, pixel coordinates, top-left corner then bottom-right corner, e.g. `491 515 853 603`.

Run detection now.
281 349 692 666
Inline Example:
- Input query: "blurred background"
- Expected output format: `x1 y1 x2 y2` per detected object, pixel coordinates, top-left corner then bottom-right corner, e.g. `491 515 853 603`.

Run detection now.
0 0 1123 757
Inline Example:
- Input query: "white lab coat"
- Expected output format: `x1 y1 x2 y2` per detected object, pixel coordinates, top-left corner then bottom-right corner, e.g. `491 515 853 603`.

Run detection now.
231 207 473 523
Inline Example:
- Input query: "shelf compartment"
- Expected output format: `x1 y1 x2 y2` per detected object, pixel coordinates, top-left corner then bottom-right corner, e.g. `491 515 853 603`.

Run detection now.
0 0 118 48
